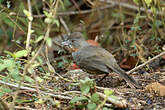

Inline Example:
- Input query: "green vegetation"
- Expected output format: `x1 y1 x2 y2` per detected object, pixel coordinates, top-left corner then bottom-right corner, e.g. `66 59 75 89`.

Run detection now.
0 0 165 109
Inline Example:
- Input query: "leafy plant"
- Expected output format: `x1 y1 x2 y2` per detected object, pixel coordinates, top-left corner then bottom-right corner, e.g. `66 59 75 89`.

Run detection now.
69 77 116 109
69 77 101 110
0 50 34 83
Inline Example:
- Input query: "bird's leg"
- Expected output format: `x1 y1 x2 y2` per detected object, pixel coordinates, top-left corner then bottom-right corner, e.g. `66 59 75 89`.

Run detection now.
98 74 109 82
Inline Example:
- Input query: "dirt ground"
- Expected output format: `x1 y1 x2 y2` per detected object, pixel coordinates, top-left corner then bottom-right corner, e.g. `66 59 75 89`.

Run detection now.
53 69 165 109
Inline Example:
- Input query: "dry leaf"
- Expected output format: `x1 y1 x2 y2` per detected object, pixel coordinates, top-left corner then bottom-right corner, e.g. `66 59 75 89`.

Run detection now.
145 82 165 96
120 56 138 70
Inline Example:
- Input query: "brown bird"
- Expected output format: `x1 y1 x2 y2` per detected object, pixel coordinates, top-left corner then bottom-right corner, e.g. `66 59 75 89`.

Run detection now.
62 32 141 88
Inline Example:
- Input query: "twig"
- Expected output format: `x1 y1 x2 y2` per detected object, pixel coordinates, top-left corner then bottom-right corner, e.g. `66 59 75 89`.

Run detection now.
26 0 43 107
0 98 9 110
12 0 33 109
26 0 33 50
96 92 108 110
100 0 163 15
0 80 72 100
14 106 37 110
128 51 165 74
0 8 5 13
23 0 60 80
70 0 80 11
21 1 61 105
9 5 114 18
44 45 71 82
97 92 127 108
59 17 70 34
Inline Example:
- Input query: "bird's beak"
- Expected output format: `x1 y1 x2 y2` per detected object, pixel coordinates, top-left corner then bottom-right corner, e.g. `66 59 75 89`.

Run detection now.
61 40 73 48
61 40 70 46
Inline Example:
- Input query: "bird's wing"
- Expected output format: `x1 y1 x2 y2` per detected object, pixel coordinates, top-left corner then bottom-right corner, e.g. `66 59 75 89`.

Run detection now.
73 47 110 74
91 46 119 70
80 55 110 73
92 47 141 88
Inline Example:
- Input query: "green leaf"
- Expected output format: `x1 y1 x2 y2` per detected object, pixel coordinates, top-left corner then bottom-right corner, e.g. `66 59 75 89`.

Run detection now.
9 69 22 81
24 75 34 83
23 9 33 21
91 93 99 103
4 51 15 58
14 50 28 58
2 88 12 93
133 0 139 5
46 37 52 47
79 77 94 94
80 84 90 94
57 62 64 68
0 92 4 97
80 77 94 84
53 19 60 27
103 107 111 110
69 96 88 105
36 76 43 83
0 64 7 71
87 103 97 110
104 90 113 96
43 11 49 17
144 0 152 6
3 59 14 67
35 35 44 43
38 67 44 72
44 18 52 24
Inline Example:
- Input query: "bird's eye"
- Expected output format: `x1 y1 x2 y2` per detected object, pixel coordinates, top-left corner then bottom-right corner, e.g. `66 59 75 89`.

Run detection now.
71 40 75 42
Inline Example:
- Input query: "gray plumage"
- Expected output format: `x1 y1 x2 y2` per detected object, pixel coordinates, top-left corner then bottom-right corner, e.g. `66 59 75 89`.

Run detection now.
63 32 141 88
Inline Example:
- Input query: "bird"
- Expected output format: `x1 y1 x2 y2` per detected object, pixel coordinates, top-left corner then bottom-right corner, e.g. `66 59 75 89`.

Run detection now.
62 32 141 88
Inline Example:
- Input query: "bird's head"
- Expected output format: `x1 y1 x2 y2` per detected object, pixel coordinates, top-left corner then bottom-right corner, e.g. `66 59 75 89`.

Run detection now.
62 32 89 52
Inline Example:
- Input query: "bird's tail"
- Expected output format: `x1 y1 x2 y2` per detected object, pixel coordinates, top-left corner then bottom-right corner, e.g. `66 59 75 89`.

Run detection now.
111 66 142 89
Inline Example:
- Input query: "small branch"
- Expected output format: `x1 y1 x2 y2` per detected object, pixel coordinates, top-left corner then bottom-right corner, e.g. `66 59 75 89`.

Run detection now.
70 0 81 11
22 1 61 102
23 25 51 78
97 92 127 108
14 106 37 110
128 51 165 74
0 80 72 100
23 0 60 80
100 0 163 15
9 5 114 18
26 0 33 50
0 98 9 110
59 17 70 34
